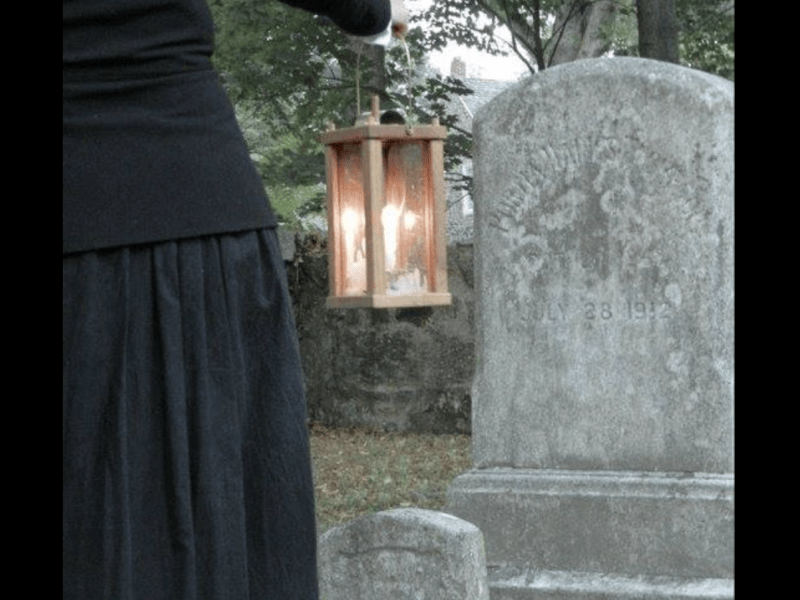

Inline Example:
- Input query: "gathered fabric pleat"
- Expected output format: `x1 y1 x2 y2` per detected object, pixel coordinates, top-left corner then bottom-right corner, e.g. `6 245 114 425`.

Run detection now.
63 228 318 600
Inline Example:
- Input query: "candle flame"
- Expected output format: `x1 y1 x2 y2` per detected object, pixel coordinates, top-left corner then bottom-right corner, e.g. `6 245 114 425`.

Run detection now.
341 208 366 295
381 199 404 272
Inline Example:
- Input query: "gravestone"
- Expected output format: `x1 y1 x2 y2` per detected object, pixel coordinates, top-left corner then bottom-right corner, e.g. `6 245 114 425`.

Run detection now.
317 508 489 600
445 57 733 599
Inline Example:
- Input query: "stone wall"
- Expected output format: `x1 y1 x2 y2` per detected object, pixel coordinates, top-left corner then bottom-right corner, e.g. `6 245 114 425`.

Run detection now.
284 232 475 434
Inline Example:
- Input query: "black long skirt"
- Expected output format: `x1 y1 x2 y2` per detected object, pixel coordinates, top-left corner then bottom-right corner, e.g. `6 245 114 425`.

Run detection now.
63 229 319 600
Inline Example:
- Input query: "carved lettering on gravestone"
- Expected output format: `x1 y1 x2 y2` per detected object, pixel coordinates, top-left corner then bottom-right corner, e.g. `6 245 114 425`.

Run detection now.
485 112 700 334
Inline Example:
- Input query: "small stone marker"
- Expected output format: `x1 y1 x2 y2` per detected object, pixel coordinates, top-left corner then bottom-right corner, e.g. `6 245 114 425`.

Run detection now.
446 57 733 599
317 508 489 600
277 228 296 262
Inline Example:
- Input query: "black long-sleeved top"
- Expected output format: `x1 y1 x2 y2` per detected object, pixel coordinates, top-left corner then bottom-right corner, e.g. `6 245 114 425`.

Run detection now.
63 0 391 254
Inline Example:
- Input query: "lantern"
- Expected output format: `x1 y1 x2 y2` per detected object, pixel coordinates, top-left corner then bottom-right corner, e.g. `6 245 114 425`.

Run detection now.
321 96 451 309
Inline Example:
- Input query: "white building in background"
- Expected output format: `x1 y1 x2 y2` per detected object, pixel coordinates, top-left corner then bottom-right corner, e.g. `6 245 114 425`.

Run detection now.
444 57 520 244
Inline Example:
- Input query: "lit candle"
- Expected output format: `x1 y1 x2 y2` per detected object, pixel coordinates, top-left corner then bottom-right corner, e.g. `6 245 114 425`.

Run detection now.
341 208 366 295
381 199 404 273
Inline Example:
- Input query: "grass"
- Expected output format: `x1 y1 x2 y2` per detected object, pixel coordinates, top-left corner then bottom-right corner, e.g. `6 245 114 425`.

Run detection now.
309 424 472 536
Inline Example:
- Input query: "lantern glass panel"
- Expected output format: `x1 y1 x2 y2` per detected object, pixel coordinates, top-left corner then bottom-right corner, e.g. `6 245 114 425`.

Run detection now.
337 143 367 297
382 140 431 296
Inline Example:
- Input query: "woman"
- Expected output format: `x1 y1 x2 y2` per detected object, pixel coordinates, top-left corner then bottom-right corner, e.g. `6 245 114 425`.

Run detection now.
63 1 408 598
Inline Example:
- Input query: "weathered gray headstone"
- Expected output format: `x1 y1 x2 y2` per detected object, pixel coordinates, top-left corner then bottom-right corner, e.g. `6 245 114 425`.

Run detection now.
446 57 733 599
277 228 297 262
318 508 489 600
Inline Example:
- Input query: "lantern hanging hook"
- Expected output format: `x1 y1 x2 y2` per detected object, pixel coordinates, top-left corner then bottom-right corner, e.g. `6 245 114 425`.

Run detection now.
353 34 416 128
399 36 416 130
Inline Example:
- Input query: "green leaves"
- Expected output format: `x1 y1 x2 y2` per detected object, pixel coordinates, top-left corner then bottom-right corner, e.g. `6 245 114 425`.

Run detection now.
209 0 732 230
210 0 484 226
676 0 734 80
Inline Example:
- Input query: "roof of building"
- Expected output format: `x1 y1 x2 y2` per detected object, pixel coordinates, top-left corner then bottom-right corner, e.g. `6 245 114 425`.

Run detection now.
445 54 521 128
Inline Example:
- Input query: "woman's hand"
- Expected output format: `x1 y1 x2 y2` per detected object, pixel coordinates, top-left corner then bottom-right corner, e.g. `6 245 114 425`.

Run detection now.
390 0 409 39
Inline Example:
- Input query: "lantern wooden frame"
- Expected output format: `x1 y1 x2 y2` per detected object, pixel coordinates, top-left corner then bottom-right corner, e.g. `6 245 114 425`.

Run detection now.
321 102 451 309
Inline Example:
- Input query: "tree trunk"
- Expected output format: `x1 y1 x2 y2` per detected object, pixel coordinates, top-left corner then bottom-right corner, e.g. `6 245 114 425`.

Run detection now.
344 41 387 123
636 0 679 63
478 0 619 72
359 43 386 108
548 1 619 66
